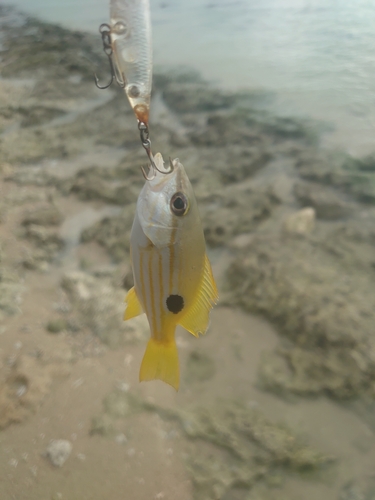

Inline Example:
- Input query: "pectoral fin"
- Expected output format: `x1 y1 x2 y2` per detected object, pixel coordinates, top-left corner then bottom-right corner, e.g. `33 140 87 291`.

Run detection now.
124 286 143 320
179 254 218 337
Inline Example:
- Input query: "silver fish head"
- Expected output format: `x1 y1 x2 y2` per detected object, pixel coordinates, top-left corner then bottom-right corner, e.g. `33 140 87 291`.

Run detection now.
136 153 200 248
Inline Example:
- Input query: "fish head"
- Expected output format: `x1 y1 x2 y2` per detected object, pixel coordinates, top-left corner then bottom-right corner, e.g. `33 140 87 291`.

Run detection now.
136 153 199 248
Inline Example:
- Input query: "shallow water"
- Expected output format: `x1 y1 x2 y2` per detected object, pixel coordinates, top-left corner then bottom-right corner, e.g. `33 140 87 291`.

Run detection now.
7 0 375 154
0 4 375 500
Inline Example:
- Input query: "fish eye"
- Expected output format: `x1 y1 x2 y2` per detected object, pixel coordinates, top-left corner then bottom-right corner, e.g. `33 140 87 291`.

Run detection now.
113 22 128 35
170 192 189 216
127 84 141 98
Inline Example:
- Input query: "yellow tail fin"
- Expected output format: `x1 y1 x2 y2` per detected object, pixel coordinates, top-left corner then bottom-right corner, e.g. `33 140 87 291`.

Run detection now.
139 339 179 391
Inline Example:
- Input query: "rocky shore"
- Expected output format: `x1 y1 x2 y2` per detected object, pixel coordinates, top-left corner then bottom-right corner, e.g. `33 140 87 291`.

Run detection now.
0 6 375 500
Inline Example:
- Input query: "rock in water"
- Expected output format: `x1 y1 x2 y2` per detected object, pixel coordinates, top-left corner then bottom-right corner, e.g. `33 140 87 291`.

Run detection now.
294 182 349 220
283 207 316 235
46 440 72 467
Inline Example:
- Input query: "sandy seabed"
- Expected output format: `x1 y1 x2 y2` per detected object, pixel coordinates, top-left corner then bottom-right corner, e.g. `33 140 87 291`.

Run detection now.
0 6 375 500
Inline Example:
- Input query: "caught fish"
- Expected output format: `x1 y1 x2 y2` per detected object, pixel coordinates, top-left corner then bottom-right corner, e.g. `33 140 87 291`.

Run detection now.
110 0 152 125
124 154 218 390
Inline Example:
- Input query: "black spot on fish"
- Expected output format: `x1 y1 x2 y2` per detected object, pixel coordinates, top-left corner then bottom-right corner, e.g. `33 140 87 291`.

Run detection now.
166 294 184 314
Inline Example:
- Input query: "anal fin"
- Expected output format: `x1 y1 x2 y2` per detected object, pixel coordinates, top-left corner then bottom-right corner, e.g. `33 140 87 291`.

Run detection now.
179 254 218 337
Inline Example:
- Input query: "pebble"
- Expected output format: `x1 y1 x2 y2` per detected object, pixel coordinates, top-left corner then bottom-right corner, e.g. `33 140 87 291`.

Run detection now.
46 440 72 467
283 207 316 235
115 433 127 445
30 465 38 477
124 354 133 367
51 493 63 500
16 384 27 397
72 378 84 389
116 380 130 392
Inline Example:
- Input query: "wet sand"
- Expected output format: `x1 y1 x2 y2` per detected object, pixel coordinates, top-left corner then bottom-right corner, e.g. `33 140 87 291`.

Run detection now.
1 251 375 500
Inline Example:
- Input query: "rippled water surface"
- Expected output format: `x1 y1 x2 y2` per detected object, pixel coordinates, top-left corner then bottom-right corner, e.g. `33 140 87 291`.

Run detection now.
6 0 375 154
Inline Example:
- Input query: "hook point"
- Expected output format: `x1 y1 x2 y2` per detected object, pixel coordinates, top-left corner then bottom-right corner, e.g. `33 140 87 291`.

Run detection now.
94 72 114 90
140 165 155 181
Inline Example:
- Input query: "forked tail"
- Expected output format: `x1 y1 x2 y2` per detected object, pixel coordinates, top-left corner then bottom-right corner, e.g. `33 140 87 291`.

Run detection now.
139 338 179 390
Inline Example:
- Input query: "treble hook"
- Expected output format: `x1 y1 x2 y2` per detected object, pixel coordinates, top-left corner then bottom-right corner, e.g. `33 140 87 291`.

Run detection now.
138 122 174 180
94 23 126 90
141 165 155 181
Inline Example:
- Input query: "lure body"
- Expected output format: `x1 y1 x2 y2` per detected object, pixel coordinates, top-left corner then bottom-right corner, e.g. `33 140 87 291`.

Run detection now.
110 0 152 124
124 154 218 390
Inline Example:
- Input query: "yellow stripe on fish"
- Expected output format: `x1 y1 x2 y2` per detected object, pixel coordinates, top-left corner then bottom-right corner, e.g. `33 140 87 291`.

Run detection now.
124 153 218 390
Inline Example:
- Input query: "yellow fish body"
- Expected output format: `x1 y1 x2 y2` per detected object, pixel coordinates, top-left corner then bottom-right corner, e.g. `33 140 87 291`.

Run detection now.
124 154 218 390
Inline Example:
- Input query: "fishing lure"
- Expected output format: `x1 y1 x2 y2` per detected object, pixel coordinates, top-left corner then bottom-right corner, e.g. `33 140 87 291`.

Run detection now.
95 0 171 177
95 0 152 126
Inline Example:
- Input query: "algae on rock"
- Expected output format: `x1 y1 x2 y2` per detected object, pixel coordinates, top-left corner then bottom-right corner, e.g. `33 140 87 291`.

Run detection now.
225 234 375 399
61 160 143 205
185 351 216 383
0 248 25 318
91 390 334 500
0 269 24 317
200 186 280 248
81 206 135 262
61 270 148 348
295 149 375 204
0 354 70 430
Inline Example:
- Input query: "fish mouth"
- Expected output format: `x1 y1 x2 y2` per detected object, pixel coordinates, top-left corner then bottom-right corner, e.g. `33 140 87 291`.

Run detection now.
148 154 187 193
170 158 186 191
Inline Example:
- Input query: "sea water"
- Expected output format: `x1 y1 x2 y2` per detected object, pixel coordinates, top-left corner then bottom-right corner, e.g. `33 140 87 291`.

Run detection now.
5 0 375 155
